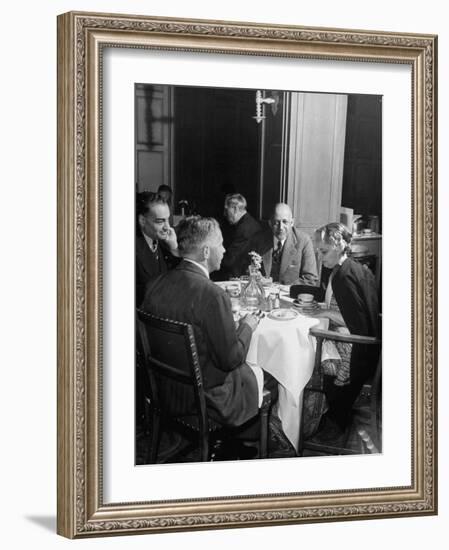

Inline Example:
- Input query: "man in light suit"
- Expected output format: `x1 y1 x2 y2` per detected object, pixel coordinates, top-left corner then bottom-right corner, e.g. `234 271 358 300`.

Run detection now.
142 216 275 428
250 203 318 285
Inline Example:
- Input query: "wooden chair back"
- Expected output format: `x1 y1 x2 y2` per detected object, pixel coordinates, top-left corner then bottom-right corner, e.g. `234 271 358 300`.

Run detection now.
136 309 209 460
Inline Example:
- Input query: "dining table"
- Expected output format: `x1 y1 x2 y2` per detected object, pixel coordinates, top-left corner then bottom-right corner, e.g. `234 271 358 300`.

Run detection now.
217 281 329 453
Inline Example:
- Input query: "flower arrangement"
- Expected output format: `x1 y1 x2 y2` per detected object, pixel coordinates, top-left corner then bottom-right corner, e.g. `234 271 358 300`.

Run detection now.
248 250 262 271
243 251 265 309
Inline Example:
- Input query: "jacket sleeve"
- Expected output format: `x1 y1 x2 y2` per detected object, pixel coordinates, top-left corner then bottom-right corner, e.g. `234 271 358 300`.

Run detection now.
285 232 319 286
203 288 252 372
219 233 250 277
135 256 147 307
333 266 379 337
219 216 262 278
299 233 318 284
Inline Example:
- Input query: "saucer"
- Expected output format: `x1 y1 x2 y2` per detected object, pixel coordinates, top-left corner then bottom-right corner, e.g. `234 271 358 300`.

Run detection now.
297 293 314 303
293 299 319 312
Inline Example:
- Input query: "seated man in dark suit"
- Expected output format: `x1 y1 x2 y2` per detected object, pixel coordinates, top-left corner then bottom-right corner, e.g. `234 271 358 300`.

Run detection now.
212 193 262 280
142 216 276 429
135 191 179 306
135 192 180 433
249 203 318 286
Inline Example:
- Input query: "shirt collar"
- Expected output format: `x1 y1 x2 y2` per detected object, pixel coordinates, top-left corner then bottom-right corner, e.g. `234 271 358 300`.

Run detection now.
338 254 348 266
273 236 286 249
331 254 348 276
142 232 158 251
183 258 210 279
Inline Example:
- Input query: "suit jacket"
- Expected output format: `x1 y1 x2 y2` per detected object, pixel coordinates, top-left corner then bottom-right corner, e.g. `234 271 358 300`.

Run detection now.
213 212 262 280
136 232 182 306
136 232 168 306
250 227 318 285
326 257 380 425
141 260 259 427
332 258 379 338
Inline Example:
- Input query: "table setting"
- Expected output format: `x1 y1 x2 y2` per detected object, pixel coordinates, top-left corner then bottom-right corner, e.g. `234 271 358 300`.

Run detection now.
215 276 331 452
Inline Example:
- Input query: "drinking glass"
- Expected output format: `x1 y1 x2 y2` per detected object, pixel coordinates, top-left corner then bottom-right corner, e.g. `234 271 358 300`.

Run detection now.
226 283 241 320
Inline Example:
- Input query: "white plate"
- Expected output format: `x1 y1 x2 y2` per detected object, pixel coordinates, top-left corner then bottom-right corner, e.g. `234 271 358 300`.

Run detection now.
267 308 299 321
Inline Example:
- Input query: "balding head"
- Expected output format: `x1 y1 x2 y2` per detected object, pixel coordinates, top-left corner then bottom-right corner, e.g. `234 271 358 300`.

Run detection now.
269 203 294 241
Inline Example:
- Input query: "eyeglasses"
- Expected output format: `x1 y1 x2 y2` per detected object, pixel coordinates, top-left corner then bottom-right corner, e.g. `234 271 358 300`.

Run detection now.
271 219 292 226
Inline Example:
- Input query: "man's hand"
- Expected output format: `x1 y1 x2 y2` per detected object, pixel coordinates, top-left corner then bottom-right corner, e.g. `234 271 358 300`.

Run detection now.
240 313 260 332
161 226 178 253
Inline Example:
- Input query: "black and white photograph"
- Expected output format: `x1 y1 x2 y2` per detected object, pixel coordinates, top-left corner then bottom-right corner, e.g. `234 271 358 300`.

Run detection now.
135 83 382 465
54 8 436 539
2 0 444 546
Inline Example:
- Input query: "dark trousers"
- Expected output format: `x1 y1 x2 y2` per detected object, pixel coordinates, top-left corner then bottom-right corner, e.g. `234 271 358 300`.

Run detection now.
263 370 279 404
226 370 278 441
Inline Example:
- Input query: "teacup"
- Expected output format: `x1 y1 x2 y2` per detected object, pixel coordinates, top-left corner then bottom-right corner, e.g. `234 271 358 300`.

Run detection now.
297 293 314 303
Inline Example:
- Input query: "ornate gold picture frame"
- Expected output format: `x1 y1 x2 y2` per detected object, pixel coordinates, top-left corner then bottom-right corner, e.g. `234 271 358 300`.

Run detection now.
57 11 437 538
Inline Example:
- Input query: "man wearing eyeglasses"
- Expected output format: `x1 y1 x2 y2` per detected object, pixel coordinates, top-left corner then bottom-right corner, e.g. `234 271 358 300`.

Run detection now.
250 203 318 285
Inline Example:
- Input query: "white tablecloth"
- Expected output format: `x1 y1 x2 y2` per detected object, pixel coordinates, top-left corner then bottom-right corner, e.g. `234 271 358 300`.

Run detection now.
246 312 327 452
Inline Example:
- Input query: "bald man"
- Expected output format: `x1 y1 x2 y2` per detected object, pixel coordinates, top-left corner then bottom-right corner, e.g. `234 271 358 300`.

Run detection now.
250 203 318 285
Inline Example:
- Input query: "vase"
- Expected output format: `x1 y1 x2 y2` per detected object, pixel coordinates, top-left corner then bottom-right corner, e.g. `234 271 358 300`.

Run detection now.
243 265 265 311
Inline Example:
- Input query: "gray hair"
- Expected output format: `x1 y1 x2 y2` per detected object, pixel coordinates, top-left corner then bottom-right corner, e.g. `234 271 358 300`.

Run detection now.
315 222 352 254
177 216 221 255
224 193 247 211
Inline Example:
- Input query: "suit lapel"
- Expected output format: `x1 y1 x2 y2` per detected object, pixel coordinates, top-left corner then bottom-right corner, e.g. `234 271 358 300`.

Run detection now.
262 250 272 277
136 233 157 277
259 230 273 277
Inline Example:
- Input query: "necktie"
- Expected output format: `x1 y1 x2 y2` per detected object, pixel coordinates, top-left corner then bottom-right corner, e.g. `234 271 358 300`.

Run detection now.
149 239 159 260
271 240 283 282
272 240 283 264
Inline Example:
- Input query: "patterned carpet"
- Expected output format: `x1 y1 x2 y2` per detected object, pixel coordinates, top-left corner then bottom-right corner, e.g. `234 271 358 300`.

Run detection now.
136 410 296 465
136 391 380 464
302 390 381 456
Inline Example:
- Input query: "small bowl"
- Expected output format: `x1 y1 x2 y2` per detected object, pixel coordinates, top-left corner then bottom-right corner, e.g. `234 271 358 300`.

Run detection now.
298 293 314 303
